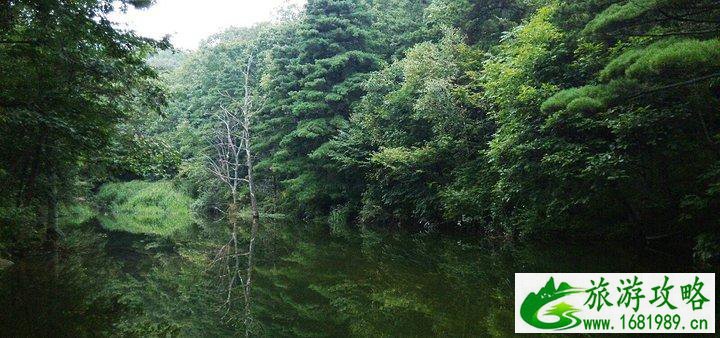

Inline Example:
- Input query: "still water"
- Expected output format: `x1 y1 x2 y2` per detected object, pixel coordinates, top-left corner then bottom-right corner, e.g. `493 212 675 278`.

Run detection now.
0 218 705 337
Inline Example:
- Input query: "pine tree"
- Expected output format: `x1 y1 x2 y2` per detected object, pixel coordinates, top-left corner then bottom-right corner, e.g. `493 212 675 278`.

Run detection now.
266 0 382 218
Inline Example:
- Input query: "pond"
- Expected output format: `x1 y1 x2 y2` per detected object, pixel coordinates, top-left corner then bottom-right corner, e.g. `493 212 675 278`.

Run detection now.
0 217 709 337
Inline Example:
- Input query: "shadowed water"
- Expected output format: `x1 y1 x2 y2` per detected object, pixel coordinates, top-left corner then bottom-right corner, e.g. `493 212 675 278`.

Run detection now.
0 218 709 337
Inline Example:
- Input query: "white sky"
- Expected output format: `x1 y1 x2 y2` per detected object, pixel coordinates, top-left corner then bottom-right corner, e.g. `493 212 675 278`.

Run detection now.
109 0 306 50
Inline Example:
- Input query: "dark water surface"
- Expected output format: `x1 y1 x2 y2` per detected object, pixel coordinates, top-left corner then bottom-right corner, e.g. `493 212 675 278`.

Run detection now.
0 219 711 337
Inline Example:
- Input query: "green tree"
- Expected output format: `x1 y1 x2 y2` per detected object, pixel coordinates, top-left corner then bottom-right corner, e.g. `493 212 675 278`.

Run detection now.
330 30 495 230
425 0 531 47
542 0 720 239
263 0 382 221
0 0 166 253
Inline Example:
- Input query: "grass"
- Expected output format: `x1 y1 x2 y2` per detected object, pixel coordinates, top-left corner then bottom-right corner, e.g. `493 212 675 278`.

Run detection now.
96 181 195 237
59 202 96 228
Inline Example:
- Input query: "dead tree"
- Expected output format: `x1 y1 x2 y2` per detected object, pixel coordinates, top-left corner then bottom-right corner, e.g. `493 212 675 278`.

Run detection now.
207 53 263 336
208 102 245 318
240 53 262 338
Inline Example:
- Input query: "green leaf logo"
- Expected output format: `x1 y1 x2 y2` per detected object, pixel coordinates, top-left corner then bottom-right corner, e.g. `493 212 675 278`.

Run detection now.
520 277 584 330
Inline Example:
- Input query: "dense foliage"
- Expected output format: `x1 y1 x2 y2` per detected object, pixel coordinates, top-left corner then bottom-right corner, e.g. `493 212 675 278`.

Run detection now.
2 0 720 336
17 0 711 245
0 0 167 255
2 0 719 259
154 0 720 244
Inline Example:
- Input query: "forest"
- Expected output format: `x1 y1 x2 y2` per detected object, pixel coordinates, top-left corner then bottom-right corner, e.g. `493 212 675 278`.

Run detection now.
1 0 719 336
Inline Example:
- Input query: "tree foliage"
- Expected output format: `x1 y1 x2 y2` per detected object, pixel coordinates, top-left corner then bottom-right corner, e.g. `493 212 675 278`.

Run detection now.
0 0 167 253
4 0 720 256
150 0 720 245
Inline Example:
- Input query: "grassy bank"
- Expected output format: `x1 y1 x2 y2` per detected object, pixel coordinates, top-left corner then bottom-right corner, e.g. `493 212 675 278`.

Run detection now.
96 181 194 237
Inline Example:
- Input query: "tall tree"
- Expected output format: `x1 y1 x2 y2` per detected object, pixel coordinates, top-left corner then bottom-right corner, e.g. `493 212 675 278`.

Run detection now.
481 0 720 240
329 30 495 230
263 0 382 221
0 0 166 253
208 66 264 334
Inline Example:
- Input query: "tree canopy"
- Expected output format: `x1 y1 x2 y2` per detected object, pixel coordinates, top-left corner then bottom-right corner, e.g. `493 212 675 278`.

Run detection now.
3 0 720 259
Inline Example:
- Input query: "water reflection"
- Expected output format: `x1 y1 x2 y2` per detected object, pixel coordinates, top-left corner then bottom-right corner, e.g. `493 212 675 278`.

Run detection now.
0 226 123 337
0 221 709 336
253 231 696 337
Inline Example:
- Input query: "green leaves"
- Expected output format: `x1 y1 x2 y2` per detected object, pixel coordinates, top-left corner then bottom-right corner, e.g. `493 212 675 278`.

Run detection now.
583 0 666 35
257 0 383 217
0 0 168 250
604 39 720 82
158 0 720 244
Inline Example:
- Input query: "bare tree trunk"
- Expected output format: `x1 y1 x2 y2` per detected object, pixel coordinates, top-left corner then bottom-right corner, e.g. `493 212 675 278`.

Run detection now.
209 94 246 320
240 54 261 335
208 52 265 337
